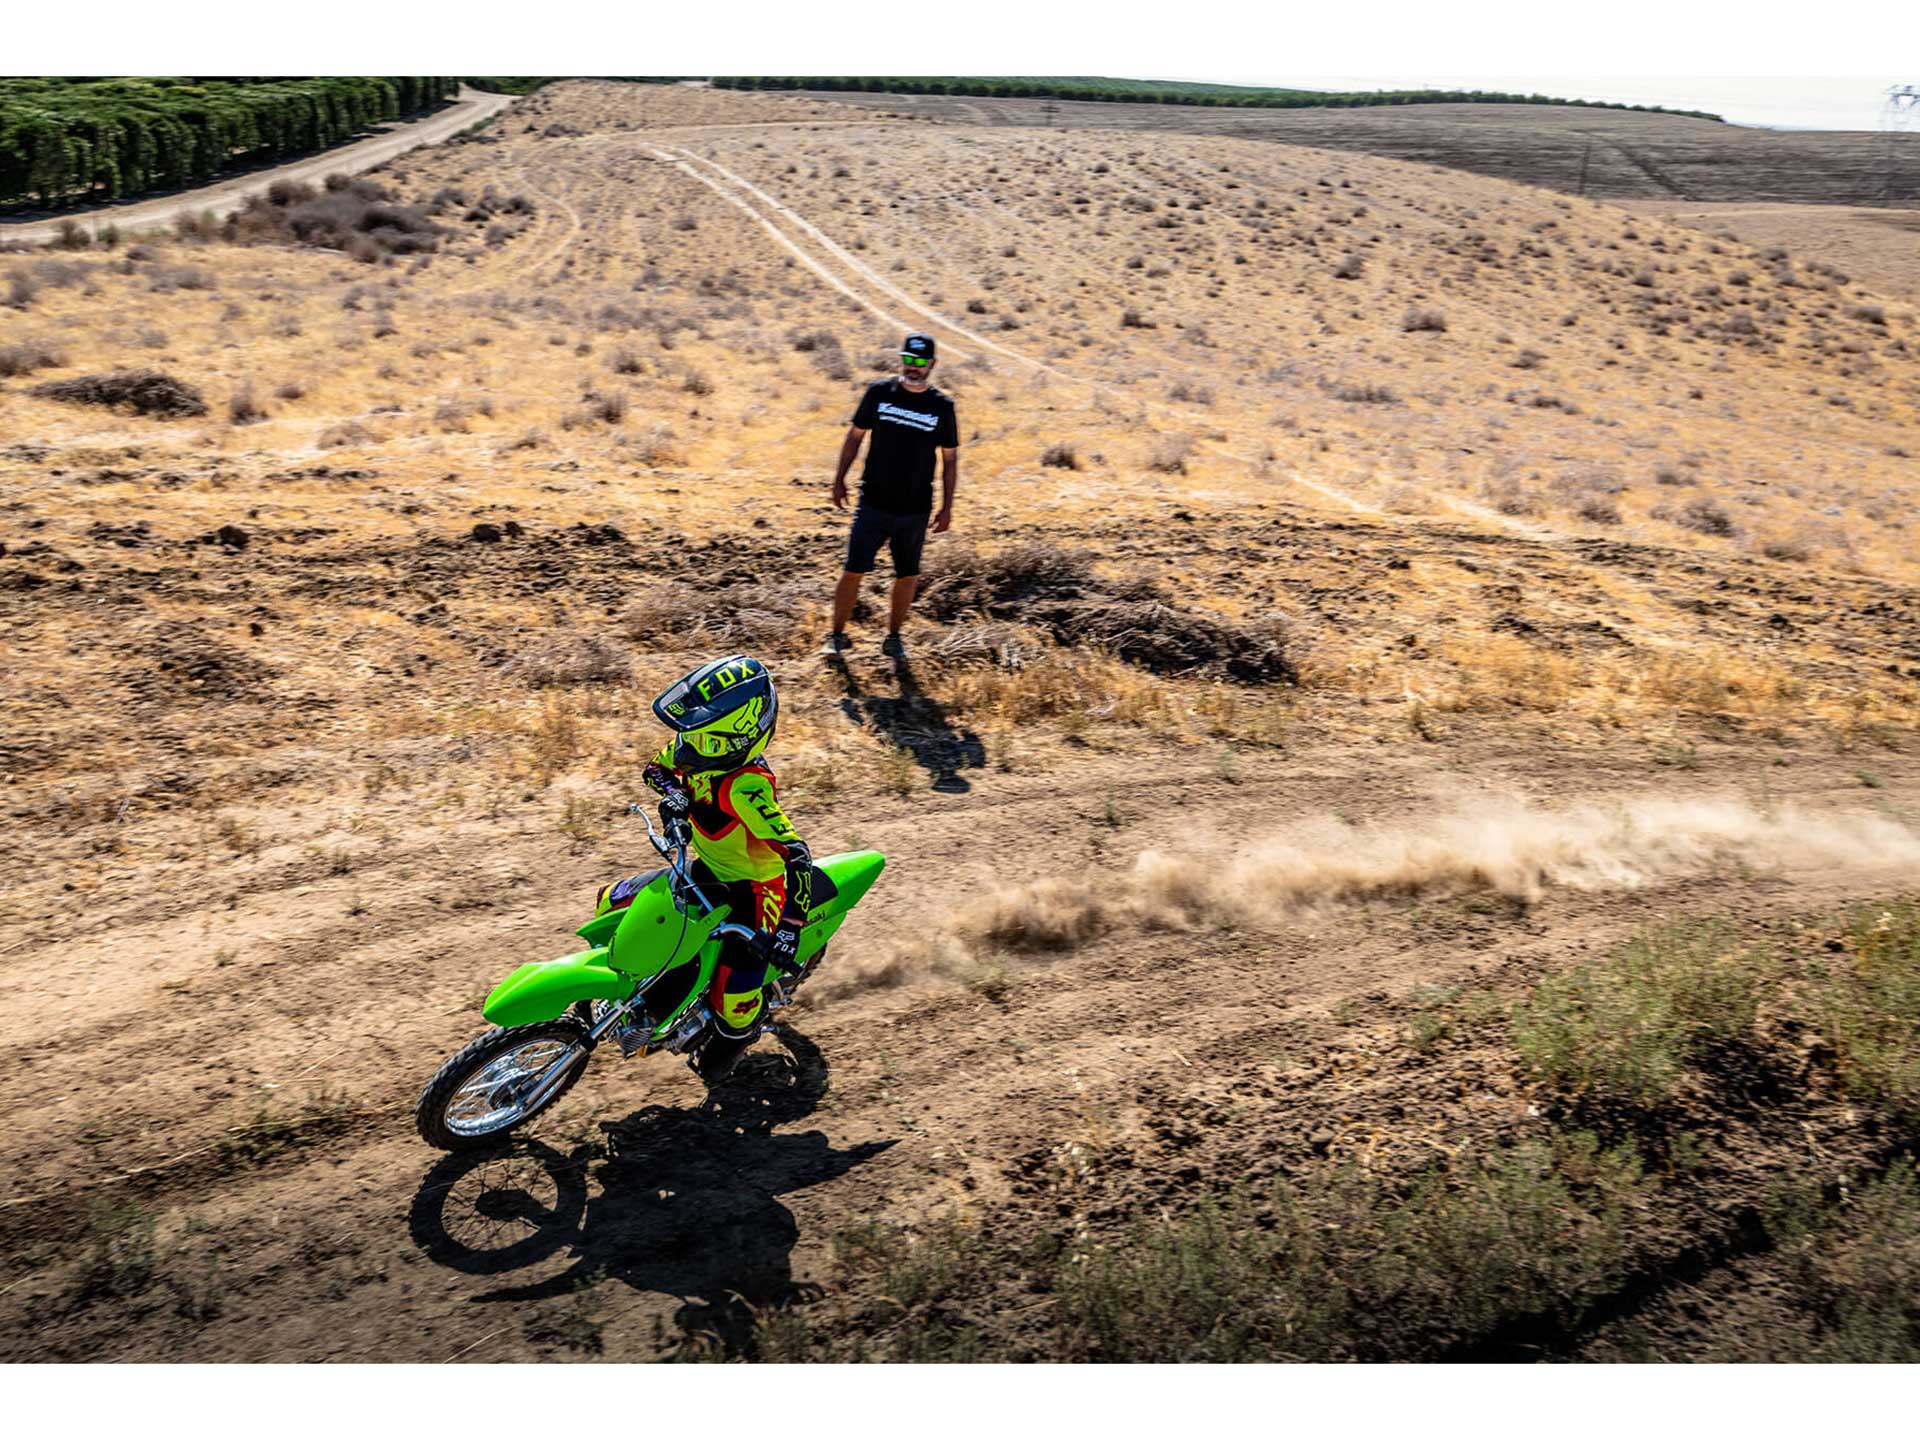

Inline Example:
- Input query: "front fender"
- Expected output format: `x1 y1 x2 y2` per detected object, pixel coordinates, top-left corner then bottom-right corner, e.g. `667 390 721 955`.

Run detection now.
483 946 630 1028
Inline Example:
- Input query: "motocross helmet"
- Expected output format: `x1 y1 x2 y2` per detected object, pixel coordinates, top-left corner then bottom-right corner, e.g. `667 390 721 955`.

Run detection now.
651 655 778 777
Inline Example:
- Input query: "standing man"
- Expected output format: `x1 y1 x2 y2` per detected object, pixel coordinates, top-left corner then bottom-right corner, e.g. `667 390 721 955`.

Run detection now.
822 332 959 660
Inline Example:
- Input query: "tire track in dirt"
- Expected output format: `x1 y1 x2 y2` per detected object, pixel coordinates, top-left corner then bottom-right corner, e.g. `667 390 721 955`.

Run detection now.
658 140 1546 533
645 148 931 348
665 145 1084 382
438 165 583 300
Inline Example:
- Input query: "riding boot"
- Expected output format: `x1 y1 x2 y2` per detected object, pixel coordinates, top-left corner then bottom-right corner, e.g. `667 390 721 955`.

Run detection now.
691 1026 753 1083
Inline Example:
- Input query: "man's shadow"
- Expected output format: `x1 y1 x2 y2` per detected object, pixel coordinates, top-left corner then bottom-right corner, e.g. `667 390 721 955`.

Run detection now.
407 1027 894 1356
829 654 985 793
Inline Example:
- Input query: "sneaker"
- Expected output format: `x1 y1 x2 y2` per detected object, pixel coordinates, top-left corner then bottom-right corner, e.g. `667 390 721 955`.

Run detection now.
820 631 852 657
881 632 906 659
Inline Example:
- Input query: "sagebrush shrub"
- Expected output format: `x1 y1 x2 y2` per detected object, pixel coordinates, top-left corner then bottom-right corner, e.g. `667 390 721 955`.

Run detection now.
1512 919 1770 1106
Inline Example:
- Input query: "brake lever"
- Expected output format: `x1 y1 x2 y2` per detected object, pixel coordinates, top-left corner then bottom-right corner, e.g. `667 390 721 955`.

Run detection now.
636 806 673 859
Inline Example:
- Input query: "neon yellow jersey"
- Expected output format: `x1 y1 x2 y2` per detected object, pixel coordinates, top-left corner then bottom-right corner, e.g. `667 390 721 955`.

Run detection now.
652 744 803 886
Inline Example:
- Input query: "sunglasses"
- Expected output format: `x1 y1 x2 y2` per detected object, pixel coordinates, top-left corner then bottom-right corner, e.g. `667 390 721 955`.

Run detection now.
900 355 931 368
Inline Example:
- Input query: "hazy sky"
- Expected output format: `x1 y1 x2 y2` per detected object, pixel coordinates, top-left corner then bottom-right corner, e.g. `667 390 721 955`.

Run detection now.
1223 77 1910 131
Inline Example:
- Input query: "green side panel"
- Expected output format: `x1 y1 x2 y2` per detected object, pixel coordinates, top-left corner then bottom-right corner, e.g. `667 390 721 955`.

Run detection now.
483 946 629 1027
797 912 848 965
609 870 732 980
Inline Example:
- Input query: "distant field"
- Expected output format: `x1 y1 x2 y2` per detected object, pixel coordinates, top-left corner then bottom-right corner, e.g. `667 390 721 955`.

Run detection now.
804 89 1918 207
714 76 1723 121
1626 200 1920 303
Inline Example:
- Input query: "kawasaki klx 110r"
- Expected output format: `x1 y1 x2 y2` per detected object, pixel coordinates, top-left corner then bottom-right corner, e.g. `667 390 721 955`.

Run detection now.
415 808 884 1150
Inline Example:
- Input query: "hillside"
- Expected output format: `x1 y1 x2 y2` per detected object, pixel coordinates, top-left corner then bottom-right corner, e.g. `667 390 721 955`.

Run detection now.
1 80 1917 1362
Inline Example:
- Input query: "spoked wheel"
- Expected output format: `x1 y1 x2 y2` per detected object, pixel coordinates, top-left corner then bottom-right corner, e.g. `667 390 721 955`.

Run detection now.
415 1018 592 1151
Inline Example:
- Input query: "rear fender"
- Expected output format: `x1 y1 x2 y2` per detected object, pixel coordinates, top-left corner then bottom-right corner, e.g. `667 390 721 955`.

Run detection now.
797 850 885 964
483 946 630 1028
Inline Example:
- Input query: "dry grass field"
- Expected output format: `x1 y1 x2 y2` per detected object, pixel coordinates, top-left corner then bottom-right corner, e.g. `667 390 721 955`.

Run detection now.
809 88 1920 206
2 80 1919 1362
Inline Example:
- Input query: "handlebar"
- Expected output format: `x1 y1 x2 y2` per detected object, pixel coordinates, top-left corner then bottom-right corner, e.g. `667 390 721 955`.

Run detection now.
627 803 800 974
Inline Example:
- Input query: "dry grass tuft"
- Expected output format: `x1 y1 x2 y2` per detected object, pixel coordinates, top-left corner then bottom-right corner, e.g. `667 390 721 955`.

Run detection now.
502 633 634 687
0 337 68 377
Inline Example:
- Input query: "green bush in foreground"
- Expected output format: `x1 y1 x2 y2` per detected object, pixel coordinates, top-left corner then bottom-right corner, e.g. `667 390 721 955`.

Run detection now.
1769 1157 1920 1362
1512 919 1771 1106
1058 1136 1648 1361
1816 900 1920 1116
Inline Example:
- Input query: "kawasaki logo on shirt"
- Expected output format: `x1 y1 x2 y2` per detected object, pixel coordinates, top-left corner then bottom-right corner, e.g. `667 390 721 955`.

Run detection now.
875 402 939 432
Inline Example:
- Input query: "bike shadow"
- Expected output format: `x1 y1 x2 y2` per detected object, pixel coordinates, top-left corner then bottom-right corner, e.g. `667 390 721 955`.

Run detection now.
406 1027 894 1357
829 653 985 793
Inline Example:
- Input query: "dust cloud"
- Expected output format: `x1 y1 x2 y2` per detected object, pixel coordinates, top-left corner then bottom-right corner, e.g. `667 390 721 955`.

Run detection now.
816 795 1920 996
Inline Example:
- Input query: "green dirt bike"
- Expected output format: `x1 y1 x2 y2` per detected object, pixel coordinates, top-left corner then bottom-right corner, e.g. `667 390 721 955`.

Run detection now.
415 808 884 1151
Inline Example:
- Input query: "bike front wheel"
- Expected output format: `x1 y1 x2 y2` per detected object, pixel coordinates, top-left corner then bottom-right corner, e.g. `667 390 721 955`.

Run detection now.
415 1018 592 1151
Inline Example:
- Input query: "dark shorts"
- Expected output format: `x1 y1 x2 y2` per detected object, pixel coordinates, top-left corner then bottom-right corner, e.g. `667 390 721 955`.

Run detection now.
844 504 930 579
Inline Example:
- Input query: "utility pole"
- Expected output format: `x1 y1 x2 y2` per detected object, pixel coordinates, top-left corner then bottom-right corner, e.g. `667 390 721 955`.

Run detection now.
1884 84 1920 204
1574 138 1593 197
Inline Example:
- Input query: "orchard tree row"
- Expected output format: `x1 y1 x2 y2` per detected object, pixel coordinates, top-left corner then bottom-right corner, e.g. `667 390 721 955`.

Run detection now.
0 77 458 210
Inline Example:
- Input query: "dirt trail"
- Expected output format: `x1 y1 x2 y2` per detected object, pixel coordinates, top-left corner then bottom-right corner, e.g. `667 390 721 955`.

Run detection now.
5 724 1916 1360
0 87 516 244
645 137 1409 525
647 148 930 346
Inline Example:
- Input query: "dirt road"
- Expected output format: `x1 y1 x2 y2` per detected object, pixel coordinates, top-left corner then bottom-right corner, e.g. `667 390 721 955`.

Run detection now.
4 716 1916 1360
0 86 517 245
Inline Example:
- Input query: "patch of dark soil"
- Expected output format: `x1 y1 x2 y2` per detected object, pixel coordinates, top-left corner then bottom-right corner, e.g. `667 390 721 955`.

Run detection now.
30 370 208 419
921 543 1298 682
919 543 1097 617
1491 611 1632 652
1047 597 1297 682
262 465 378 484
139 621 276 700
85 521 152 548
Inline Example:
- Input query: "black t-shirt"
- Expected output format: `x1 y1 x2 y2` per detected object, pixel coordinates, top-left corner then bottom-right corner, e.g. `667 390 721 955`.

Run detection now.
851 378 959 515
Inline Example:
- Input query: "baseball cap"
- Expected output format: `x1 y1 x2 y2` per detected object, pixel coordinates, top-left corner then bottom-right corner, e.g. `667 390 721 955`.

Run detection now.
902 333 936 362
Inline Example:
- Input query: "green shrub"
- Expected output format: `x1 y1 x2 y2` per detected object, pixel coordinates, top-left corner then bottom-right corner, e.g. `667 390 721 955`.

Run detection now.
1058 1137 1648 1361
1815 900 1920 1116
1512 919 1770 1106
1769 1157 1920 1362
73 1199 159 1299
